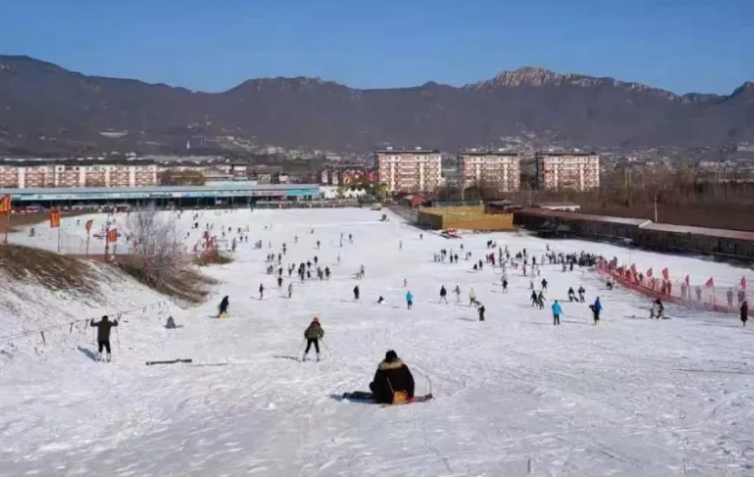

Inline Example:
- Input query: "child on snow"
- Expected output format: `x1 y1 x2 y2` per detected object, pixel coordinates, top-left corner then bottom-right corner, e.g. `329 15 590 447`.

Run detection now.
303 317 325 362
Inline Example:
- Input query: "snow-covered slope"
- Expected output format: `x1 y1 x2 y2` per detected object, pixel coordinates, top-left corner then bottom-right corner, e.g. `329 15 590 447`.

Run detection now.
1 208 753 477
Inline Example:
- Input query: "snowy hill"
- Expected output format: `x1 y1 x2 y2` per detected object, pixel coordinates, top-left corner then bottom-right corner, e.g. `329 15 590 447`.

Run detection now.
1 208 754 477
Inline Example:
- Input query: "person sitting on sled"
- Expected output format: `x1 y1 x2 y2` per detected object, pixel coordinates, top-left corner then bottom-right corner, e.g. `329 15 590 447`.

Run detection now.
369 350 415 404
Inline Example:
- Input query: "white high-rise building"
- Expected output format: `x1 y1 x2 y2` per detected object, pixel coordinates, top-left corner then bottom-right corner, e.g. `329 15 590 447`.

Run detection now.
536 152 600 191
457 149 521 192
376 147 442 193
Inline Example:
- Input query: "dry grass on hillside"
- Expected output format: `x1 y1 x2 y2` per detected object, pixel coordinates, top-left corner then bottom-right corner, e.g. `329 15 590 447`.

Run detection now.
114 256 216 304
0 244 100 295
193 250 234 267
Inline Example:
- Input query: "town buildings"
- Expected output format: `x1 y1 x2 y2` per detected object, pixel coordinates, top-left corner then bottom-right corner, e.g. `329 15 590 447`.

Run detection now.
535 152 600 191
376 147 442 193
0 161 158 188
457 149 521 193
319 165 378 186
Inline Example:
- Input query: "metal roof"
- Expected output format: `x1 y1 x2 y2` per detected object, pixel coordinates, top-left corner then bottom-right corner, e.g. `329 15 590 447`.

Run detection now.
640 222 754 241
0 183 319 196
516 208 650 226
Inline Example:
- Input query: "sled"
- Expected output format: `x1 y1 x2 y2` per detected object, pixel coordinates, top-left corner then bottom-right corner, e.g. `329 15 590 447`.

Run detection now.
341 392 433 405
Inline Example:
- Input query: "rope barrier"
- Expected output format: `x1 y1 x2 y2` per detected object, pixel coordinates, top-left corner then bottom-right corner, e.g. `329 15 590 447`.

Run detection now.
0 299 170 344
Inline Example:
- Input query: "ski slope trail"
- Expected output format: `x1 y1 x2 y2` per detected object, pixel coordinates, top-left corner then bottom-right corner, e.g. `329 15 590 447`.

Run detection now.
2 208 754 476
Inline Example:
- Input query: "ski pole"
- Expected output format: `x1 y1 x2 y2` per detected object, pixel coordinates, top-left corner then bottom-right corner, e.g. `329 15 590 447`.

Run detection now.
115 326 121 352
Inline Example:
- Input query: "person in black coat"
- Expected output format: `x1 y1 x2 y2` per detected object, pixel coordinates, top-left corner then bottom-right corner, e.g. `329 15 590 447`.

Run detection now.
369 350 415 404
218 296 229 317
90 315 118 361
741 300 748 327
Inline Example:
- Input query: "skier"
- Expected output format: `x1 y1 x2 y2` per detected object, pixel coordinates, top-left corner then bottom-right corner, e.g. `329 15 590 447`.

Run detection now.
277 276 283 288
741 300 748 327
502 278 508 293
90 315 119 362
650 298 664 319
302 317 324 362
377 296 385 305
578 286 586 303
439 286 448 304
287 282 293 299
568 287 576 302
353 285 360 301
551 300 563 326
541 278 548 291
369 350 415 404
469 288 477 307
406 290 414 310
259 284 265 300
218 295 229 318
530 290 538 307
590 297 602 324
454 285 461 303
477 303 486 321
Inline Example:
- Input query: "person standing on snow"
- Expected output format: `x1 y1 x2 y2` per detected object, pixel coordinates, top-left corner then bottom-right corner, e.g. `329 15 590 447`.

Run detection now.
551 300 563 326
302 317 324 362
741 300 748 327
439 286 448 304
591 297 602 324
469 288 477 307
218 295 229 317
287 282 293 299
369 350 415 404
90 315 119 361
453 285 461 303
405 290 414 310
353 285 360 301
578 286 586 303
259 284 265 300
477 304 486 321
541 278 548 291
650 298 664 319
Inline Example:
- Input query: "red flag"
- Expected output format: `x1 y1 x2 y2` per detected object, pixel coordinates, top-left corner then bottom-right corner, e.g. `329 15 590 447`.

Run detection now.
646 268 653 278
742 276 747 290
0 195 11 214
661 268 669 280
684 275 690 287
705 277 714 288
85 219 93 234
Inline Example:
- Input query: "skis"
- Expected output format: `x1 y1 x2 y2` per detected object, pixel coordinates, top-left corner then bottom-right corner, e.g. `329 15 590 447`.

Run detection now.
145 359 193 366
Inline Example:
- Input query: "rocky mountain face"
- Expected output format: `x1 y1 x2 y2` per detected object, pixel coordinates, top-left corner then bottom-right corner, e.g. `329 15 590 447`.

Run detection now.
0 55 751 154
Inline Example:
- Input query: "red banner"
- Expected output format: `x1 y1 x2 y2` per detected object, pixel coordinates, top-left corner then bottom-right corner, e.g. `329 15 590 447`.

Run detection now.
49 210 61 228
85 219 93 234
107 229 118 243
0 195 11 214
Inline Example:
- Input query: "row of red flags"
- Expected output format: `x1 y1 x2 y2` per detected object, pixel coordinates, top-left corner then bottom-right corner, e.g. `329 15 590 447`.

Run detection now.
629 264 745 289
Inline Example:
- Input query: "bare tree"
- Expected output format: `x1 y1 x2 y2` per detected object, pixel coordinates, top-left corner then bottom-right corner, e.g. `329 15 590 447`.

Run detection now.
126 203 189 288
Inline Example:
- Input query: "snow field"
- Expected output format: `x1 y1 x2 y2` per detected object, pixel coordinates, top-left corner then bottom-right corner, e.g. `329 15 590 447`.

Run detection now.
1 208 753 476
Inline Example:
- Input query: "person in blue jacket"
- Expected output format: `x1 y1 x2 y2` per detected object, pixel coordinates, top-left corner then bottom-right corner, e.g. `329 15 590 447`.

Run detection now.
551 300 563 326
405 290 414 310
590 296 602 324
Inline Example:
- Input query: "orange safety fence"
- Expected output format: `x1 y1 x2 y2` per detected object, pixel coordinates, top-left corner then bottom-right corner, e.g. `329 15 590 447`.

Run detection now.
596 259 751 317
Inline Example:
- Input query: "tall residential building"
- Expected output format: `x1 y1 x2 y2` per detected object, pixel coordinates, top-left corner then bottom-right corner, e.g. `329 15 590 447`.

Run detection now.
457 149 521 192
536 152 600 191
0 162 158 189
376 147 442 193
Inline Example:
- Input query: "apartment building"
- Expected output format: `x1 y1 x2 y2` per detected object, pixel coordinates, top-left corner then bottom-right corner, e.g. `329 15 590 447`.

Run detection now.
457 149 521 192
536 152 600 191
0 162 158 188
376 147 442 193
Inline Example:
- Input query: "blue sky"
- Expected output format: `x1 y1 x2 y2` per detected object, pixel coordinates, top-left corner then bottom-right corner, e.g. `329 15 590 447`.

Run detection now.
0 0 750 94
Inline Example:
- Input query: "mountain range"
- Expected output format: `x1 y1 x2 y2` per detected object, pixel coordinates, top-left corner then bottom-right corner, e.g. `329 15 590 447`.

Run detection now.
0 55 752 154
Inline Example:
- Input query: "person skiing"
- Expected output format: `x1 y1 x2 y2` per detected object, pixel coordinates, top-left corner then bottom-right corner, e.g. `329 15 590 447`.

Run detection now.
650 298 664 319
353 285 360 301
530 290 538 307
477 303 486 321
741 300 748 327
454 285 461 303
277 276 283 288
218 295 229 318
469 288 477 307
541 278 548 291
406 290 414 310
369 350 415 404
258 284 265 300
502 278 508 293
578 286 586 303
568 287 576 302
439 286 448 304
551 300 563 326
287 282 293 299
302 317 324 362
90 315 119 361
591 297 602 324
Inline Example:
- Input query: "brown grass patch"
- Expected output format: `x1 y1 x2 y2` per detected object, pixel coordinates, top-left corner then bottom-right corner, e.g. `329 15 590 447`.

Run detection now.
113 255 216 304
193 250 234 267
0 244 100 295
